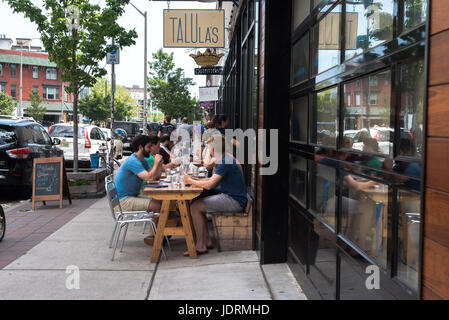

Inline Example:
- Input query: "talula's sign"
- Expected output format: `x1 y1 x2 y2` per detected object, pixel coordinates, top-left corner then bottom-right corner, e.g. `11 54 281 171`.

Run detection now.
164 9 225 48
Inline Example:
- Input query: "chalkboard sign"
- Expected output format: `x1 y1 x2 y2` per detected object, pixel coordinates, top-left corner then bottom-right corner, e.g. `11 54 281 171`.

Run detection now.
32 157 71 211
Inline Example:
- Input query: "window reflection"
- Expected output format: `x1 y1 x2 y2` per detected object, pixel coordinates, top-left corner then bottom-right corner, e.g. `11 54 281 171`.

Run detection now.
397 189 420 293
310 161 336 229
291 33 309 85
340 174 388 269
404 0 427 30
344 70 392 156
399 59 424 158
312 5 341 75
289 154 307 206
292 0 310 30
312 86 338 147
345 0 394 61
290 95 308 142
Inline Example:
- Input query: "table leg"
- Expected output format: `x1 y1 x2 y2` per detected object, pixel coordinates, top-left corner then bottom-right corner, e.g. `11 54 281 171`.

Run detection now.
150 200 171 263
178 200 197 259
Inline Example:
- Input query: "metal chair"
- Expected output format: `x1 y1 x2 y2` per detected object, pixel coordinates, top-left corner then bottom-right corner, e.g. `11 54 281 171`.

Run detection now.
105 175 168 261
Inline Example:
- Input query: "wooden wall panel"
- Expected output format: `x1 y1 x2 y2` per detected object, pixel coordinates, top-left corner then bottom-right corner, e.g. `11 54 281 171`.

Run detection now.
429 31 449 86
427 85 449 137
422 286 443 300
422 237 449 299
430 0 449 35
425 189 449 248
425 138 449 193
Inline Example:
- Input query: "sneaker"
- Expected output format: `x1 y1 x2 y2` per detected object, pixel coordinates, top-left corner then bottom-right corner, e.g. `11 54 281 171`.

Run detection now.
144 236 154 246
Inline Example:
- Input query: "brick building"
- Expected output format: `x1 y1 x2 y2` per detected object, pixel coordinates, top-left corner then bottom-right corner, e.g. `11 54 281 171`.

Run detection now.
0 39 74 123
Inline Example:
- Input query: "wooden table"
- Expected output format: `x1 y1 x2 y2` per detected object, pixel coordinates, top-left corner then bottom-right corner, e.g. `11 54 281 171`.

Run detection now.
143 185 203 263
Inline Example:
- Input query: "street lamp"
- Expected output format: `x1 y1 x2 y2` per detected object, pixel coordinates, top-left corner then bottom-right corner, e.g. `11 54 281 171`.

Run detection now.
130 2 148 135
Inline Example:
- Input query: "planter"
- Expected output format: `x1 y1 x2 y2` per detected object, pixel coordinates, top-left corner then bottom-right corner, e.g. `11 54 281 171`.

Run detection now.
67 168 109 199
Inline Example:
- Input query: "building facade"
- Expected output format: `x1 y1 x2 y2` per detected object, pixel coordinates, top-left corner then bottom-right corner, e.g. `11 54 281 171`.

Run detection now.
0 40 73 123
218 0 449 300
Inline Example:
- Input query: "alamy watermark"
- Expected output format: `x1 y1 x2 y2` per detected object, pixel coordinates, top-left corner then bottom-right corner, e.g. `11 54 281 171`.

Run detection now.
170 126 278 175
65 265 80 290
365 265 380 290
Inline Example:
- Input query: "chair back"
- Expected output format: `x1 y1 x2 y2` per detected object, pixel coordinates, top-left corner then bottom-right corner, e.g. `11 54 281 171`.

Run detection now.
105 175 122 221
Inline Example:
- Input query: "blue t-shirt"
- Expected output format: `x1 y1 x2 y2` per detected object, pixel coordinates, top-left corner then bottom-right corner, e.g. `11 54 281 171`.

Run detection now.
214 155 247 209
114 153 150 199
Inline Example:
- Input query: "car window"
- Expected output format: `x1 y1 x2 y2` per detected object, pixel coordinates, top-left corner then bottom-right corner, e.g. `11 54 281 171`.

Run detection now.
49 125 84 138
0 125 17 145
39 126 52 145
90 128 100 140
32 125 47 144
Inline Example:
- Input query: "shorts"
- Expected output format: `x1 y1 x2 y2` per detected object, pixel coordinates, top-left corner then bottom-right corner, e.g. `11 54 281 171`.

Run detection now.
119 195 152 212
200 193 243 213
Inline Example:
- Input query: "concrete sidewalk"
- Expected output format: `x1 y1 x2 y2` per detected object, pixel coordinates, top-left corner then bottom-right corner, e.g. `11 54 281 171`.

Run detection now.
0 197 306 300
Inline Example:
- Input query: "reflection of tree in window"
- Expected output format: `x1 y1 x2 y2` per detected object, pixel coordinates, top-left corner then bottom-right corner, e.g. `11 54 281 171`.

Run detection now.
404 0 427 30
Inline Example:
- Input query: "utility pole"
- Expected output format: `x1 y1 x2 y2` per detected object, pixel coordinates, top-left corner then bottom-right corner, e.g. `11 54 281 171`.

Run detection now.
111 40 115 131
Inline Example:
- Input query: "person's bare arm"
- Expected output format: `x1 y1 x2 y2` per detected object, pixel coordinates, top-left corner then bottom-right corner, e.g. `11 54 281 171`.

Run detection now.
184 173 221 190
137 154 163 181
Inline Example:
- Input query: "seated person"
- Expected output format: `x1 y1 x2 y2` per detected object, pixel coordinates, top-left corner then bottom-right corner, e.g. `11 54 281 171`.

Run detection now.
361 137 382 177
114 134 163 215
183 134 248 255
158 134 181 170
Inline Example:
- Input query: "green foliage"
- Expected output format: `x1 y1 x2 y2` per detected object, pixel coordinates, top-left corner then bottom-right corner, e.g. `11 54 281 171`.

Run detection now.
0 92 16 115
79 78 134 123
4 0 138 96
26 90 46 121
148 49 197 119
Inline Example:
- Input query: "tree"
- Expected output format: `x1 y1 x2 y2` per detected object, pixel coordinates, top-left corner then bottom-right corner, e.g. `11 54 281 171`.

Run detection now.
0 92 16 115
79 78 135 123
148 49 197 119
5 0 137 171
26 90 46 121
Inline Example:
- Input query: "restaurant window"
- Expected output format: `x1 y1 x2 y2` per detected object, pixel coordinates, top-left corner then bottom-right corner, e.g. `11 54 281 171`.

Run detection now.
46 68 57 80
345 0 394 61
291 32 309 85
343 69 392 156
312 4 341 75
10 84 16 98
397 189 421 293
311 86 338 148
10 64 17 78
340 173 389 269
399 59 424 158
404 0 427 31
310 161 336 229
43 86 60 100
32 66 39 79
290 95 308 143
289 154 307 207
292 0 310 30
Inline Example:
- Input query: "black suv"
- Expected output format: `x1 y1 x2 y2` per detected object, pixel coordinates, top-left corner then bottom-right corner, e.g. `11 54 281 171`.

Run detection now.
110 121 140 153
0 117 63 194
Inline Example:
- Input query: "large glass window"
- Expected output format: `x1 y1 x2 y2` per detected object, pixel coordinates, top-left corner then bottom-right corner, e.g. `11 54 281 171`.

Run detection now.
310 161 336 229
397 189 420 293
345 0 394 61
46 68 57 80
292 0 310 30
290 95 308 143
340 174 389 269
43 87 60 100
289 154 307 207
399 59 424 158
312 86 338 147
291 32 309 85
404 0 427 31
312 5 341 75
344 70 392 156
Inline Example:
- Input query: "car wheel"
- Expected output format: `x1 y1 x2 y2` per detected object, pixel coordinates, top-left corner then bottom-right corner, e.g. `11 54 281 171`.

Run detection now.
0 205 6 241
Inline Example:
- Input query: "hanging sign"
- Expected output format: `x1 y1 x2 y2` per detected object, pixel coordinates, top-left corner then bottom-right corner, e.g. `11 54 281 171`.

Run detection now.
163 9 225 48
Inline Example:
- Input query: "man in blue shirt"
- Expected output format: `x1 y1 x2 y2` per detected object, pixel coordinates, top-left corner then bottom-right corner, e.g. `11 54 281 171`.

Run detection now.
114 135 163 214
183 134 247 255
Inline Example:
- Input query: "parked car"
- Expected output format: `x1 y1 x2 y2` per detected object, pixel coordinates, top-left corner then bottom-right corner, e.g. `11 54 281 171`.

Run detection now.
110 121 140 154
352 127 392 155
48 123 108 167
0 116 63 194
100 128 124 159
114 128 127 141
148 122 160 136
343 130 359 139
0 204 4 241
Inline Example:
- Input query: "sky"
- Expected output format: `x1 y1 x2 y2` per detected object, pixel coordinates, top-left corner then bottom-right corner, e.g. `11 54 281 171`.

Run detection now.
0 0 217 97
